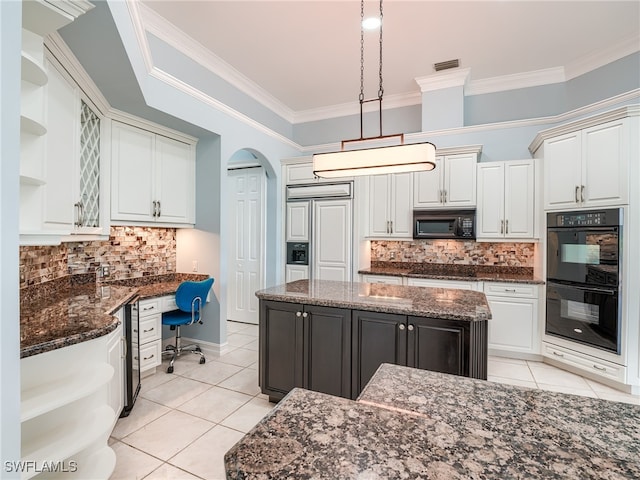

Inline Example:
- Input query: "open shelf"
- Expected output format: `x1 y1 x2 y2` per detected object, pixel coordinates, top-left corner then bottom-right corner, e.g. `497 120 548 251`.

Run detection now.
20 115 47 136
21 51 47 86
21 363 113 422
21 405 115 480
20 175 46 186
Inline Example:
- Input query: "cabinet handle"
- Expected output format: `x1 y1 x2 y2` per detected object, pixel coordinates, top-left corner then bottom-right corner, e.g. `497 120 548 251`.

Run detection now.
552 351 564 358
500 220 504 234
575 186 580 203
593 365 607 372
157 201 161 217
152 200 158 217
143 354 155 360
443 190 447 203
390 221 393 234
505 219 509 234
296 311 302 317
143 327 154 333
581 185 585 203
408 324 414 331
143 306 155 311
78 201 84 227
398 324 405 330
121 337 127 358
504 288 517 292
302 312 308 318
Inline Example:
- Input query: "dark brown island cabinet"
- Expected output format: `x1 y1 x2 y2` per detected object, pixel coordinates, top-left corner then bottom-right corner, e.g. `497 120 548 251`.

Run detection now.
257 280 490 402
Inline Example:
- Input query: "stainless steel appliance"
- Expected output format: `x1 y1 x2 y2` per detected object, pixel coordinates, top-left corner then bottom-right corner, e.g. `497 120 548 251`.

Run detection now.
546 208 622 353
413 209 476 240
120 299 141 417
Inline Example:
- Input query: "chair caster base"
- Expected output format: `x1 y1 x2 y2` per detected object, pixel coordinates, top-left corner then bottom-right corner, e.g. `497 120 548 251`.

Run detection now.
199 357 205 364
167 365 174 374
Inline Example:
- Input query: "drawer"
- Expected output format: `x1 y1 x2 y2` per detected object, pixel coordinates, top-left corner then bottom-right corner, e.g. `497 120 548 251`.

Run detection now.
162 295 177 312
137 315 161 344
407 278 478 290
138 298 161 318
136 341 161 371
484 282 538 298
361 274 404 285
542 343 625 383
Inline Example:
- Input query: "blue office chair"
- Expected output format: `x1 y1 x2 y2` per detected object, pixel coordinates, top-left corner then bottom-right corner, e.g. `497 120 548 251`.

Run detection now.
161 277 214 373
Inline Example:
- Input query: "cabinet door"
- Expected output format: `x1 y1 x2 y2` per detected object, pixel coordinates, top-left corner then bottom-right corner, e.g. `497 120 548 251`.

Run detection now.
313 199 352 281
389 173 413 236
406 278 477 290
351 310 406 398
361 274 404 285
303 305 351 398
286 201 309 242
582 120 627 207
106 322 124 422
544 132 581 210
444 154 477 207
407 316 468 376
155 135 195 224
487 296 538 354
286 163 317 184
42 59 78 232
286 265 309 282
368 175 391 236
259 301 304 400
476 162 505 238
111 122 155 222
413 157 444 207
504 160 535 238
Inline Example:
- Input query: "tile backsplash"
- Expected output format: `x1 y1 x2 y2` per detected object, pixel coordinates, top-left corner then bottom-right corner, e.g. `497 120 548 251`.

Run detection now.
371 240 535 267
19 227 177 287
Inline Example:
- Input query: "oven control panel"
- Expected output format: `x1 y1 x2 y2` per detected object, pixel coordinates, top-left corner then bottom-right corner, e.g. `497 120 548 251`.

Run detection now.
550 208 620 228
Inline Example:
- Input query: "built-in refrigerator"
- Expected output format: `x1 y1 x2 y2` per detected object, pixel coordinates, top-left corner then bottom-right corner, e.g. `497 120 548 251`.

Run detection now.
285 182 353 282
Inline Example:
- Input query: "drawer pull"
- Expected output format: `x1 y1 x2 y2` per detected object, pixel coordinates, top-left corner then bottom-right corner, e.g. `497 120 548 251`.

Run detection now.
504 288 517 292
296 311 302 317
398 324 405 331
143 354 155 361
593 365 607 372
143 306 155 311
408 324 414 331
552 351 564 358
143 327 154 333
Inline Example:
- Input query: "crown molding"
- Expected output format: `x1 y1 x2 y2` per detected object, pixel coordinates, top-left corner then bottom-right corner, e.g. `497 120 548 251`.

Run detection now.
465 67 566 96
415 68 471 93
564 34 640 81
137 2 296 124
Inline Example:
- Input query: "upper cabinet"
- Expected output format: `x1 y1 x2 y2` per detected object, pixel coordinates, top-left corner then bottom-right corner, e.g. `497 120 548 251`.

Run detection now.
477 160 537 240
413 153 477 209
542 118 629 210
283 157 352 185
368 173 413 238
111 122 195 226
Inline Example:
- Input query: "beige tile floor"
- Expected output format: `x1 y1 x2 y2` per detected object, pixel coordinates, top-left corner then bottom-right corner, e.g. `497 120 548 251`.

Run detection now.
109 321 640 480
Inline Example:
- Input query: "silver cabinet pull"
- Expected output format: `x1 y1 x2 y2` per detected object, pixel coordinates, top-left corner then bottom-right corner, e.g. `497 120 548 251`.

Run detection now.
302 312 308 318
390 221 393 234
152 200 158 217
142 305 155 311
439 190 443 203
296 311 302 317
398 324 405 330
575 186 580 203
581 185 585 203
500 220 504 234
143 354 155 361
505 219 509 234
593 364 606 372
443 190 447 203
552 351 564 358
157 200 161 217
143 327 154 333
408 324 414 331
504 288 517 293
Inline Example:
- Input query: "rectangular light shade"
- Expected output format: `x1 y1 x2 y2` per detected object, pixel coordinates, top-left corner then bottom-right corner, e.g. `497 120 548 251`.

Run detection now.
312 142 436 178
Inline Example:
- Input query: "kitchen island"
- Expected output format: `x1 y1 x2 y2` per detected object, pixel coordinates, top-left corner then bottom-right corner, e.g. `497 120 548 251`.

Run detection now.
256 279 491 401
225 363 640 479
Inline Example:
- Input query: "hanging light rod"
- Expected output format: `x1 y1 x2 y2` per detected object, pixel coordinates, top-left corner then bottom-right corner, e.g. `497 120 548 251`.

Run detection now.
313 0 436 178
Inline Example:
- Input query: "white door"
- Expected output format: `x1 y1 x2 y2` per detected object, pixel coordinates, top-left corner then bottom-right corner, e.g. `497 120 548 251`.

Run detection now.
413 157 444 207
228 168 265 325
313 199 352 282
544 132 581 210
368 175 391 236
286 202 309 242
444 154 477 207
477 162 505 238
155 136 195 224
389 173 413 237
504 160 534 238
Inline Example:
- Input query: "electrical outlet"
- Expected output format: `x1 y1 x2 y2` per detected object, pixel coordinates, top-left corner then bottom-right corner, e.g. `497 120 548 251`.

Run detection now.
102 265 110 277
499 255 505 263
389 251 396 259
192 260 198 272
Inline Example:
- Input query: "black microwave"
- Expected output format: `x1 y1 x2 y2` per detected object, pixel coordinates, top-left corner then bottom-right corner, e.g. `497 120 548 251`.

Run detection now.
413 210 476 240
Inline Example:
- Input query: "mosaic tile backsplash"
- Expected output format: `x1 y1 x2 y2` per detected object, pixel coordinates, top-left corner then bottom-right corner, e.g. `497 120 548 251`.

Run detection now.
371 240 535 267
19 227 177 287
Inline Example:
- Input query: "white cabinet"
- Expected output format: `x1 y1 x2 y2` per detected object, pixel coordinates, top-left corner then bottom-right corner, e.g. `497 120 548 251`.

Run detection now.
368 173 413 237
406 278 480 290
544 119 628 210
542 343 626 383
286 202 309 242
361 274 404 285
286 264 309 282
414 154 477 208
111 122 195 225
484 282 540 359
106 319 124 425
313 198 352 282
283 159 352 184
477 160 535 240
135 298 162 373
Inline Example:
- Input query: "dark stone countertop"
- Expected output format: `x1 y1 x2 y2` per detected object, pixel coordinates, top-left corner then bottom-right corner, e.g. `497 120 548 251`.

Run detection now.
19 272 209 358
360 262 545 284
225 364 640 479
255 279 491 321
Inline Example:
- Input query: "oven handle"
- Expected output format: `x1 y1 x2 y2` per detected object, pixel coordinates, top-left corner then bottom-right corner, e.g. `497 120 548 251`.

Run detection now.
547 281 616 296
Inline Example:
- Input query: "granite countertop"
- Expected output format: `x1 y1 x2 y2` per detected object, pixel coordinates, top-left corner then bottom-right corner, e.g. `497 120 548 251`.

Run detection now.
20 272 209 358
256 279 491 321
360 262 545 284
225 364 640 479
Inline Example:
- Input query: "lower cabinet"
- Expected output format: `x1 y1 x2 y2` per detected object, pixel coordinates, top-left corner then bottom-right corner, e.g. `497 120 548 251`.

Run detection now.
351 311 487 397
260 300 487 402
259 301 351 402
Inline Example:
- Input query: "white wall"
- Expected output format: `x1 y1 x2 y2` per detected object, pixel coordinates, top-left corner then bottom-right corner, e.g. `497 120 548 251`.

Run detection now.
0 0 22 474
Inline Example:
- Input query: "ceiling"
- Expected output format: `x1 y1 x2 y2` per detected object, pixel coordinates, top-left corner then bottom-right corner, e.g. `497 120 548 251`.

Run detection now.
139 0 640 116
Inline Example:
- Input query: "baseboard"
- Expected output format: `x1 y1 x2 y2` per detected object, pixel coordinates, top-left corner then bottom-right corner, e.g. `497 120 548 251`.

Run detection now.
162 337 232 357
488 349 543 362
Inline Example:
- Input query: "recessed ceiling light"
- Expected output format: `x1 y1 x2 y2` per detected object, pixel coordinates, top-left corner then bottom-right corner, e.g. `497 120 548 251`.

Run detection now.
362 17 381 30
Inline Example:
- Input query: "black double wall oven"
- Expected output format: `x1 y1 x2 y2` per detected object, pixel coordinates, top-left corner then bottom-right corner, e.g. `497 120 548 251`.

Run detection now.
546 208 622 353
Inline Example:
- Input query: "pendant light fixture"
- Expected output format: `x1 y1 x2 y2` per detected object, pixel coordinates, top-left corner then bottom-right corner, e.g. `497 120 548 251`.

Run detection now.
312 0 436 178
